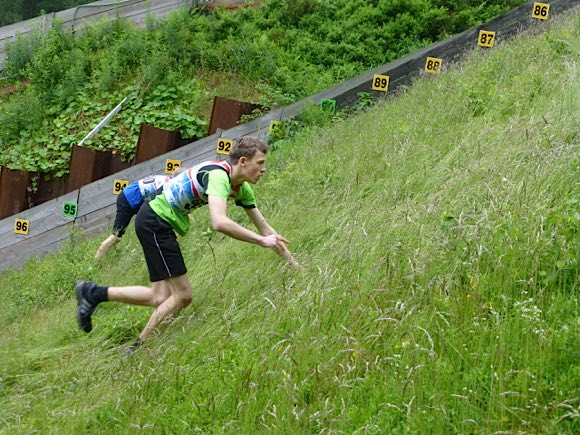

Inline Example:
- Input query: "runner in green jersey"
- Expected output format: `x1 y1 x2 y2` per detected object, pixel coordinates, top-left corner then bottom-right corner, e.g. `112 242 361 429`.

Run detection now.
75 137 301 351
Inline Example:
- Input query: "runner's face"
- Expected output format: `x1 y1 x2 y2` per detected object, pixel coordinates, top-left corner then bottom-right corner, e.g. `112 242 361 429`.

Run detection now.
242 151 267 184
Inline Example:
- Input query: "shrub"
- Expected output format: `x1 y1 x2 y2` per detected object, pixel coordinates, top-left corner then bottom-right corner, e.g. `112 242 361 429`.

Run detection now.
4 28 44 80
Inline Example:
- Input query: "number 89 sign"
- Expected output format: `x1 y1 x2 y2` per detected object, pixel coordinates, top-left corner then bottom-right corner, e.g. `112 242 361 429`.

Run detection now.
371 74 390 92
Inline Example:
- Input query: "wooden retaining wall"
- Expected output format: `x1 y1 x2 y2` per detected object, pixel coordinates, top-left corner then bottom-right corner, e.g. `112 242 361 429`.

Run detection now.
0 0 576 272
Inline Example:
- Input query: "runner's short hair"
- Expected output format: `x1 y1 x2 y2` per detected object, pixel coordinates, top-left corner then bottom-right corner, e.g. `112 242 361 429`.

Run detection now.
230 136 268 164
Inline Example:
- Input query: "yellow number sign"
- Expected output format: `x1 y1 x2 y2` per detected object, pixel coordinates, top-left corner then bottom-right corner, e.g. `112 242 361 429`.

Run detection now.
14 218 29 235
532 3 549 20
425 57 443 74
478 30 496 48
113 179 129 195
371 74 390 92
165 159 181 174
216 139 233 155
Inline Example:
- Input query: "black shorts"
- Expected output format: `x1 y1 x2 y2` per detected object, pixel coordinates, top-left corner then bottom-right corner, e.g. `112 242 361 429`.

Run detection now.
113 192 139 237
135 201 187 282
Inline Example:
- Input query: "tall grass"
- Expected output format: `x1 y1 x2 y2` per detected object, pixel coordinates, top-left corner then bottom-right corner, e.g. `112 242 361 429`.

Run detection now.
0 11 578 434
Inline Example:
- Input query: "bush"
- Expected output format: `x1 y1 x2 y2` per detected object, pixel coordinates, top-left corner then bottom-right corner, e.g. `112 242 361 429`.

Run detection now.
0 90 47 147
4 28 44 80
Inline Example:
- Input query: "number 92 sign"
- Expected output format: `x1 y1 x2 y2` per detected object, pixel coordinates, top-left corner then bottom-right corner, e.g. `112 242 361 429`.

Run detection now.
216 139 233 155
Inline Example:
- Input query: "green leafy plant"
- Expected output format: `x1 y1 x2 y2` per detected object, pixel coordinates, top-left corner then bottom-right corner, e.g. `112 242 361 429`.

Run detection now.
0 0 531 177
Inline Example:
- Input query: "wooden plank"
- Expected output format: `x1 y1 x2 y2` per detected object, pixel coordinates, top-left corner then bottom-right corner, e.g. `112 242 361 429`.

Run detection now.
279 0 577 115
0 190 79 250
0 0 192 69
74 202 116 237
57 0 189 32
0 222 74 271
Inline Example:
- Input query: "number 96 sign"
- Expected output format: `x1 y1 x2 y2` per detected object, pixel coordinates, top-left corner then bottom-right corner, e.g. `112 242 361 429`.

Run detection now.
14 218 29 235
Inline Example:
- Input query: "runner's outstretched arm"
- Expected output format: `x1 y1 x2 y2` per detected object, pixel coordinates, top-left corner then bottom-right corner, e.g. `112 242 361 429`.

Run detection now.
245 207 303 270
208 195 287 248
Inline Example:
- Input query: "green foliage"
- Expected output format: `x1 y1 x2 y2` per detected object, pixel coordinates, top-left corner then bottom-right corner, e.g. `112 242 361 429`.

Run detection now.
3 29 44 80
0 0 530 176
0 13 578 433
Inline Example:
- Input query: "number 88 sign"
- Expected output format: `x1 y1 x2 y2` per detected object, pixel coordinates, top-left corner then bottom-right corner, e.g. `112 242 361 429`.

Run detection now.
425 57 442 74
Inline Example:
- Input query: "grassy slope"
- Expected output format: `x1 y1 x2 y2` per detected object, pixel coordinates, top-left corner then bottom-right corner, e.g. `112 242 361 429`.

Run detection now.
0 11 578 434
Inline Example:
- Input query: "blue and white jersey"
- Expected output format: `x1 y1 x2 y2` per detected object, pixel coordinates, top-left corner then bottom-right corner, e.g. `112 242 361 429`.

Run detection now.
124 175 171 209
138 175 171 201
162 160 231 213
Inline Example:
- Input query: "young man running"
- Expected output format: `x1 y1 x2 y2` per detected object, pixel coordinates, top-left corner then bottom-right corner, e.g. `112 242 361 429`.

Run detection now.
95 173 175 259
76 136 300 348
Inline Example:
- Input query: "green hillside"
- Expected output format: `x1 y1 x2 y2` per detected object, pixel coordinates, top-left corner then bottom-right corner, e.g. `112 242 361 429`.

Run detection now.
0 0 528 177
0 10 578 434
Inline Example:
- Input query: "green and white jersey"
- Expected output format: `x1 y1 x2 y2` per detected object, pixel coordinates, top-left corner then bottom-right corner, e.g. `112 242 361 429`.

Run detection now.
149 160 256 236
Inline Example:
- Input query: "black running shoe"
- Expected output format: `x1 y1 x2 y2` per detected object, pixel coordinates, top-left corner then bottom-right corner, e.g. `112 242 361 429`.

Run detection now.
75 281 98 333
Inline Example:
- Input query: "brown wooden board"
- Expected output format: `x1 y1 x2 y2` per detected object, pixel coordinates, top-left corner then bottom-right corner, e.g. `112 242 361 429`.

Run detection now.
108 153 134 174
135 124 188 164
208 97 263 136
0 189 79 251
68 146 111 191
0 168 31 219
31 175 70 207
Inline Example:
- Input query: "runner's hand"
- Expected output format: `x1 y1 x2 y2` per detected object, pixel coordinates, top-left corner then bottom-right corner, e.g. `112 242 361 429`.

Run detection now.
259 234 289 248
